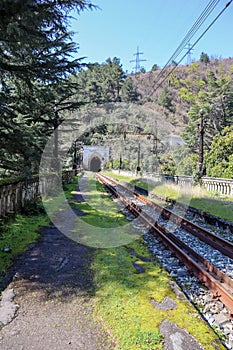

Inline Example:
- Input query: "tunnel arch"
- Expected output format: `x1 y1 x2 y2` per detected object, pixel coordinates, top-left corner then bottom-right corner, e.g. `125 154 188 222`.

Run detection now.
82 146 109 171
90 156 101 172
89 153 102 172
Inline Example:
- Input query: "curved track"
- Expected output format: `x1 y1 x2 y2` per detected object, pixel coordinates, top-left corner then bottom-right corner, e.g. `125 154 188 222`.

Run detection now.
96 173 233 315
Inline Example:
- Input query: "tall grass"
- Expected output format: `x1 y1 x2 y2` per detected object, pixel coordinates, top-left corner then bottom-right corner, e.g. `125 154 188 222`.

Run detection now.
104 171 233 222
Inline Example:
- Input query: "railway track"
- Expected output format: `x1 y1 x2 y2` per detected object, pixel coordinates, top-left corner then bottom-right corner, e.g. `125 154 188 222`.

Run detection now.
96 172 233 316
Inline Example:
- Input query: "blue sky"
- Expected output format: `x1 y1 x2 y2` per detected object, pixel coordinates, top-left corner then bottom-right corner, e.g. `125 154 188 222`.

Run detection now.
70 0 233 73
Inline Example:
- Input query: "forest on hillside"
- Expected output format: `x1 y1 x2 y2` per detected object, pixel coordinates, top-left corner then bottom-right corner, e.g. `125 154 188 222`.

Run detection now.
1 1 233 179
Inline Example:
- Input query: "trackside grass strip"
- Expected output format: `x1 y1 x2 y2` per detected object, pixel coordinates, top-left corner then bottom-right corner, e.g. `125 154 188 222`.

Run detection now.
65 173 225 350
64 175 140 247
104 171 233 222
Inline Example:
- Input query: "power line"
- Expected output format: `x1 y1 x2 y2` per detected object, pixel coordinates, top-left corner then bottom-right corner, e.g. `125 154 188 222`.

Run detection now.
147 0 221 96
153 0 232 93
130 46 147 73
164 0 220 66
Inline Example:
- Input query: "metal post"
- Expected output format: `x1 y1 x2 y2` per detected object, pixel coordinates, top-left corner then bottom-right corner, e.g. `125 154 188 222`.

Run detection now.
53 104 60 172
73 140 77 175
136 136 141 175
119 154 122 171
197 109 205 175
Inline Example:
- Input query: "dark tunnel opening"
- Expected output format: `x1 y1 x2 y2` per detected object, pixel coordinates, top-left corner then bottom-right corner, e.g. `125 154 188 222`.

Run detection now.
90 156 101 172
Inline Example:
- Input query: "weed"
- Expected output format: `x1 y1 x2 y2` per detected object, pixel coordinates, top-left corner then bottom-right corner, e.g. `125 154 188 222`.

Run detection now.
211 325 226 342
63 173 226 350
135 331 163 350
105 171 233 222
21 198 46 216
0 202 49 276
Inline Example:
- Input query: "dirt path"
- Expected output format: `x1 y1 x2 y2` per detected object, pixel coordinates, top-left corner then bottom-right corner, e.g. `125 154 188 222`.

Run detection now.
0 225 112 350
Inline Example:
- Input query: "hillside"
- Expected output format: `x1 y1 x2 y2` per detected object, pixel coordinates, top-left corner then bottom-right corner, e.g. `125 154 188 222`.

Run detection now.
130 57 233 138
69 56 233 177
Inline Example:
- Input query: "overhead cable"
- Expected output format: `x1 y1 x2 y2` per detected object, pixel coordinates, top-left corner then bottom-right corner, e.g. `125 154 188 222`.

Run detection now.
151 0 220 90
153 0 232 93
163 0 220 66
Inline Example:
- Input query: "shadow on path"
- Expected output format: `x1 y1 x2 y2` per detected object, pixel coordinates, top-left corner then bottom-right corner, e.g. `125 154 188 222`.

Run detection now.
0 185 113 350
7 226 96 302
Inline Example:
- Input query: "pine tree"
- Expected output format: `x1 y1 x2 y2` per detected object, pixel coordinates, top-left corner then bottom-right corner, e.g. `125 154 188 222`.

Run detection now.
121 77 138 102
0 0 94 175
200 52 210 65
73 57 126 104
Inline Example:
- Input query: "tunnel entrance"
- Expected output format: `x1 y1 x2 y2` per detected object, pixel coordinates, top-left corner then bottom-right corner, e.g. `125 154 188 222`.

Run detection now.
90 156 101 172
82 146 109 171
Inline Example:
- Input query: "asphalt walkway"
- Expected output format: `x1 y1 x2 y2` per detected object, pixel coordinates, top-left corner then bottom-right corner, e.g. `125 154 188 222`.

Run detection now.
0 225 112 350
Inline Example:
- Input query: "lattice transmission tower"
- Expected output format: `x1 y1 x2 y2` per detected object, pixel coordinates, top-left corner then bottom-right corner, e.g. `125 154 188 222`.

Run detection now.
185 42 194 64
130 46 147 73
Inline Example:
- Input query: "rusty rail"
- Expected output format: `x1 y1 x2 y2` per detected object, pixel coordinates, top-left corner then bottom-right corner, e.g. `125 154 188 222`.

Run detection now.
135 191 233 260
100 173 233 260
96 173 233 315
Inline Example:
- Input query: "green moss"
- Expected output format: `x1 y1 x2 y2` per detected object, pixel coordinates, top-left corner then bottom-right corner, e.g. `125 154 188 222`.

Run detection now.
62 174 225 349
65 176 127 227
0 210 49 275
0 176 26 186
63 175 140 247
92 240 224 350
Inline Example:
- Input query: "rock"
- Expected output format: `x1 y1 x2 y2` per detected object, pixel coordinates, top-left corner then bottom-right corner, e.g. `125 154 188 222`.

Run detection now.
213 313 230 327
151 297 177 310
132 262 145 274
160 320 204 350
1 289 15 304
0 248 11 253
0 289 19 325
177 268 188 278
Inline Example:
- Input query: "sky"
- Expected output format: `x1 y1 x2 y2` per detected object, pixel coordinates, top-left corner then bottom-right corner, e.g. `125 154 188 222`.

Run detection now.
70 0 233 73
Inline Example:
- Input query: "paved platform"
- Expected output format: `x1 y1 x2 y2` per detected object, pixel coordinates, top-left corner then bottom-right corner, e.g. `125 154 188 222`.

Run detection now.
0 176 224 350
0 226 112 350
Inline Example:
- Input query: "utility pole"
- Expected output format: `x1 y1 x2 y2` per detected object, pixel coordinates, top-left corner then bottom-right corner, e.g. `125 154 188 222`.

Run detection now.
197 109 205 176
136 136 141 175
53 102 60 172
153 120 158 173
130 46 147 73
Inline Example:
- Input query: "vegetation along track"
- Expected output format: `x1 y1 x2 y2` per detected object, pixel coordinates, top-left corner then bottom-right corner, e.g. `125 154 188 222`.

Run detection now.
96 173 233 316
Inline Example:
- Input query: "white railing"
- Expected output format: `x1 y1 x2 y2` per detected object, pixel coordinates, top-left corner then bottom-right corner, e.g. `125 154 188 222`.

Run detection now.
110 170 233 197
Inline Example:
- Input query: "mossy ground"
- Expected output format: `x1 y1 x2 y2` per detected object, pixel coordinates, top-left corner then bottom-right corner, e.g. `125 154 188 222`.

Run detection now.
0 174 226 349
91 242 225 350
66 176 127 228
0 201 49 275
66 173 225 350
63 175 140 247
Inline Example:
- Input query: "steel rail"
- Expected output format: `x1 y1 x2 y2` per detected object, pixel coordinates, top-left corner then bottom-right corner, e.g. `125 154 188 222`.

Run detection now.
96 173 233 314
135 191 233 260
100 173 233 260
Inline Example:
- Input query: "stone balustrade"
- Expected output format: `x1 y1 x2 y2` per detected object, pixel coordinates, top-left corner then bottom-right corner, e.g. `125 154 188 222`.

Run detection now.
114 170 233 197
0 170 75 218
201 177 233 197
